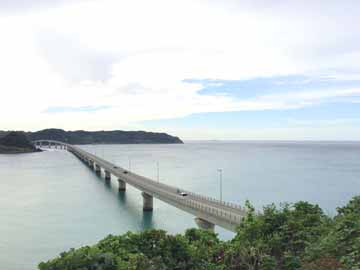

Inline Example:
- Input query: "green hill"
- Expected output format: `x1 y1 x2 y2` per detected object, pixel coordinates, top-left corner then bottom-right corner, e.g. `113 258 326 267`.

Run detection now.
26 128 183 144
0 131 39 154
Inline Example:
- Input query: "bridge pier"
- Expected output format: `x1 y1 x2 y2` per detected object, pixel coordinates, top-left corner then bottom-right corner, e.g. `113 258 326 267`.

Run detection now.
118 179 126 191
88 160 94 170
105 170 111 182
194 217 215 231
142 192 153 211
95 164 101 174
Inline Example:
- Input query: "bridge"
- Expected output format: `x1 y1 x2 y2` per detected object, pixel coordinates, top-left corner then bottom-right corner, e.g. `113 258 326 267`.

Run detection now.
33 140 247 232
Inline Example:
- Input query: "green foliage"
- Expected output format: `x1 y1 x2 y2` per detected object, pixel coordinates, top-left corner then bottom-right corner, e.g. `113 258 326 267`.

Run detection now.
38 246 117 270
304 196 360 270
0 131 38 153
38 196 360 270
228 200 328 269
26 128 183 144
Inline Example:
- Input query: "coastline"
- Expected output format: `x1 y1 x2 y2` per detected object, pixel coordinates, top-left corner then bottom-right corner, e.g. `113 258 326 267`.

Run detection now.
0 145 41 154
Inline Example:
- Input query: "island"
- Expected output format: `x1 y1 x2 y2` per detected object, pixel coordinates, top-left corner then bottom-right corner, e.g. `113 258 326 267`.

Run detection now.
0 128 183 145
0 131 40 154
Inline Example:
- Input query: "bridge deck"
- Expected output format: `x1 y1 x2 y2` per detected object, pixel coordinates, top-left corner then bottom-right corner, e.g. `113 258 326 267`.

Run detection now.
34 140 247 232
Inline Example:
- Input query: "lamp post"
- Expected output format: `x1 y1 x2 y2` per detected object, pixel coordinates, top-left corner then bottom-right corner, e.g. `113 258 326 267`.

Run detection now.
217 169 223 202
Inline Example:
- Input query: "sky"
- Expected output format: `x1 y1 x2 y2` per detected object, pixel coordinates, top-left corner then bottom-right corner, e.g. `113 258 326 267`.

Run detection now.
0 0 360 140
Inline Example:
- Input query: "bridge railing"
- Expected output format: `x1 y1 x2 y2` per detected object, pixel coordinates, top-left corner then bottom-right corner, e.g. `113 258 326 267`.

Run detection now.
118 167 244 225
140 178 243 226
121 167 247 215
128 171 247 218
184 191 247 214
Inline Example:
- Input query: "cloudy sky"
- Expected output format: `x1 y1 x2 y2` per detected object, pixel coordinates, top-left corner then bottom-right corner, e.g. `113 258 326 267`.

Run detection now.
1 0 360 140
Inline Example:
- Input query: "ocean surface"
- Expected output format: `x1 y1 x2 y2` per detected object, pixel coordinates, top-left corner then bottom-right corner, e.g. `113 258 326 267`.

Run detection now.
0 141 359 270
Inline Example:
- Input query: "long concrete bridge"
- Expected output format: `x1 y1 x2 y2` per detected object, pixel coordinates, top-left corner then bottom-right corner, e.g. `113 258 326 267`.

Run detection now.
33 140 247 232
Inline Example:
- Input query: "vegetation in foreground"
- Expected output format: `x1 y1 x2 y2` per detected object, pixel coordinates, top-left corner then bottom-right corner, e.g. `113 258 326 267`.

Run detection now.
39 196 359 270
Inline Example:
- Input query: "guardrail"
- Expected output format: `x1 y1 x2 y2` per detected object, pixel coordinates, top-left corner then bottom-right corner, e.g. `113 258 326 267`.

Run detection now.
122 169 244 226
71 146 246 225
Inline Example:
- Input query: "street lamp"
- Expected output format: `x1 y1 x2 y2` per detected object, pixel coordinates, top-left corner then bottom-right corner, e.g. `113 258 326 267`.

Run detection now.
217 169 223 202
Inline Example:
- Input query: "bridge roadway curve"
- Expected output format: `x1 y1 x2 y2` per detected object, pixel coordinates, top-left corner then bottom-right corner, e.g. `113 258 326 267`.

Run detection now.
33 140 247 232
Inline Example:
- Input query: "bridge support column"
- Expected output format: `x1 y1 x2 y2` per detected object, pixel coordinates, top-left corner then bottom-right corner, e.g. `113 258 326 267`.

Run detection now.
105 170 111 182
118 179 126 191
95 164 101 174
89 160 94 170
142 192 153 211
194 217 215 231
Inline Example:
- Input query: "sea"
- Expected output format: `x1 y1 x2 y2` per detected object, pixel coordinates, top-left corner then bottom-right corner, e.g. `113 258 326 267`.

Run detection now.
0 141 359 270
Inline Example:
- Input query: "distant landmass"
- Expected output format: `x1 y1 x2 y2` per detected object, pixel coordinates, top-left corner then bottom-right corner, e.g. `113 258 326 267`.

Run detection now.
0 128 183 145
0 132 40 154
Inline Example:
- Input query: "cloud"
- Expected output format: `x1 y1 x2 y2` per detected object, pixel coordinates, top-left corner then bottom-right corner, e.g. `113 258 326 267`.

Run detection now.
0 0 359 139
43 105 112 114
257 88 360 107
287 118 360 127
36 31 117 82
0 0 90 15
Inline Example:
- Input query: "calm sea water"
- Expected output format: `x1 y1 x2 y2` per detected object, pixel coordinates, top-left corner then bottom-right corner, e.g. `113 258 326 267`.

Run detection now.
1 141 359 270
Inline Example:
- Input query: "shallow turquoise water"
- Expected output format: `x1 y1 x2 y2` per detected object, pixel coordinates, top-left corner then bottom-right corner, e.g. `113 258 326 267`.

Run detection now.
0 141 359 269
